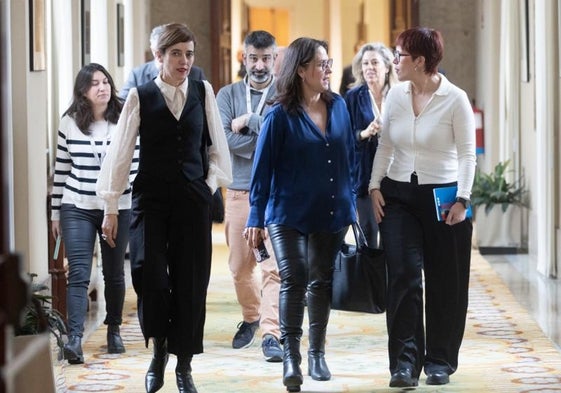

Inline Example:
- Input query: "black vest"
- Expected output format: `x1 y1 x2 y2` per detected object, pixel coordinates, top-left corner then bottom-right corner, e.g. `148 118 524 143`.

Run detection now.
136 79 210 182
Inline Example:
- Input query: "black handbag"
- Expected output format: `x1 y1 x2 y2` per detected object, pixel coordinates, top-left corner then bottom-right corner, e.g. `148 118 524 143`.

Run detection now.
331 222 387 313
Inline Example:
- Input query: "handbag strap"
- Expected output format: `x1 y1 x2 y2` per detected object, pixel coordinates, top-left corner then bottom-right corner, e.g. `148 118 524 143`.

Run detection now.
351 221 369 248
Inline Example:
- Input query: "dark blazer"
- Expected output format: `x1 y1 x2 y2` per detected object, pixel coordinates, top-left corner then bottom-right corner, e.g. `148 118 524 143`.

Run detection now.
339 64 355 96
119 61 207 100
344 84 378 197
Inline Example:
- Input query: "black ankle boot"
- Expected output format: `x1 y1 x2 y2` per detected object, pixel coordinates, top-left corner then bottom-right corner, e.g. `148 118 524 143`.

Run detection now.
176 355 198 393
64 335 84 364
308 352 331 381
145 337 169 393
107 324 126 354
282 338 303 392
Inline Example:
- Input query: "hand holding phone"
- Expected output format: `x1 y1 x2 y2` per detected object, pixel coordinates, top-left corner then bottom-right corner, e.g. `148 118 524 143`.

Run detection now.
253 241 270 263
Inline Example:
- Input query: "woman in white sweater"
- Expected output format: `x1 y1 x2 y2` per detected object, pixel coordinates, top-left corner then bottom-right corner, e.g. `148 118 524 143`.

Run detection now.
369 27 476 388
51 63 135 364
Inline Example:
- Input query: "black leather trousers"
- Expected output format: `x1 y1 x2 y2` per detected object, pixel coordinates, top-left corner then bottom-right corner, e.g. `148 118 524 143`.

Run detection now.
267 224 347 354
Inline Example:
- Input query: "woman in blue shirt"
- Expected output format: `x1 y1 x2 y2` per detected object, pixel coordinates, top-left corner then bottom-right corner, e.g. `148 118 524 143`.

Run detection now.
245 37 356 393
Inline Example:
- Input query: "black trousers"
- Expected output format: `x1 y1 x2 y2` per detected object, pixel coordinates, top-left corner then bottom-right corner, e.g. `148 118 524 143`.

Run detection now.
379 176 472 378
129 175 212 356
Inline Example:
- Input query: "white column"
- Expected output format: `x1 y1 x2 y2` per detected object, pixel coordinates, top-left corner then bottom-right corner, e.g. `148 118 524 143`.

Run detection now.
89 0 109 67
498 0 520 165
535 0 558 276
327 0 342 92
475 0 501 174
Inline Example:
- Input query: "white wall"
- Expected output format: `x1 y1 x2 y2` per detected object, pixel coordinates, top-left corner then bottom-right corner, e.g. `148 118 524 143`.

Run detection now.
9 0 49 280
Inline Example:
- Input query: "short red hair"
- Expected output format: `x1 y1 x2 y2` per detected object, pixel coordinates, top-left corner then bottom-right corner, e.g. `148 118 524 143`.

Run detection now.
396 27 443 74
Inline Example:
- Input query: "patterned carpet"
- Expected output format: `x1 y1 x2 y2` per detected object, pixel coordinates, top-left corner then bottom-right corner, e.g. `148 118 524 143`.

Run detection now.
61 240 561 393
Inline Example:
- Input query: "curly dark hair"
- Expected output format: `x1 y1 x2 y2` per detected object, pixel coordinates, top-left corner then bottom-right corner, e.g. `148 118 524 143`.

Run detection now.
273 37 334 115
63 63 123 134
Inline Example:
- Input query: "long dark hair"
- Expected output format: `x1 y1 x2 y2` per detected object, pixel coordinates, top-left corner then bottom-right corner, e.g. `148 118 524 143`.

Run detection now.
63 63 123 134
274 37 334 115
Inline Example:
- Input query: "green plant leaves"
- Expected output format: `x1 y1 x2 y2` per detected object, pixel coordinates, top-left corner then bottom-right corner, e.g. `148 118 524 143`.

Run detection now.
471 160 527 214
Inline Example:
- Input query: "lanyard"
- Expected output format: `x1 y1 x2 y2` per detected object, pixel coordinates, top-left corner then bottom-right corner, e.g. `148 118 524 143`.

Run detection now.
89 121 110 168
245 76 274 115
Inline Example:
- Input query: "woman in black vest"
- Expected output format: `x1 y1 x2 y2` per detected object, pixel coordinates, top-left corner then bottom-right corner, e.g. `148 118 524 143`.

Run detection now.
96 23 231 393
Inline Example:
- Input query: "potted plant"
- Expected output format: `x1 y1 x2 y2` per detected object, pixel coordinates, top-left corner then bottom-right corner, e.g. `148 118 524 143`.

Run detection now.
13 273 68 393
471 160 528 254
15 273 67 352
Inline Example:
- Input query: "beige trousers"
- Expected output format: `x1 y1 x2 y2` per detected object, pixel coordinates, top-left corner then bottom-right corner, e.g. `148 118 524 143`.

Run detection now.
224 189 281 339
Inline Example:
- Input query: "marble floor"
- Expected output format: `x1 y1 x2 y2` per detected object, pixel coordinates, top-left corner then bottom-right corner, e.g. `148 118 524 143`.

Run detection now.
485 252 561 350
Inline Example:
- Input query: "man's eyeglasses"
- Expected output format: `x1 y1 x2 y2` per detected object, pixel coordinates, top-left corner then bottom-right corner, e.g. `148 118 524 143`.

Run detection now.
394 51 411 62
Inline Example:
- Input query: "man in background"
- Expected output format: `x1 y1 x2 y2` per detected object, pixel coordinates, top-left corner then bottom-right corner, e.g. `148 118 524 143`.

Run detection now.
339 40 365 96
119 24 206 100
216 30 282 363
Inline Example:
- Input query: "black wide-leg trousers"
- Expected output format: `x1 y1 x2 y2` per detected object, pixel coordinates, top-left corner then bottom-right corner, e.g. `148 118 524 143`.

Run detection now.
130 175 212 357
379 175 472 378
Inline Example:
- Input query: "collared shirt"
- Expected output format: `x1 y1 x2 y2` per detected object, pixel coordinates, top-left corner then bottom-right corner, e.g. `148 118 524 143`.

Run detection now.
96 77 232 214
246 96 356 234
156 77 188 120
368 74 476 200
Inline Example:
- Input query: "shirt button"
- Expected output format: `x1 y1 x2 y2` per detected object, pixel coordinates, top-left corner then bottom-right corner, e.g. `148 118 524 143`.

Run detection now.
330 178 334 182
177 136 182 141
327 159 332 164
330 211 334 215
331 195 335 199
325 143 330 147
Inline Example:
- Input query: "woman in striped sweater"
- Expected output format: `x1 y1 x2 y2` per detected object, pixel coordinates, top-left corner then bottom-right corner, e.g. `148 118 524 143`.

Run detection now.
51 63 134 364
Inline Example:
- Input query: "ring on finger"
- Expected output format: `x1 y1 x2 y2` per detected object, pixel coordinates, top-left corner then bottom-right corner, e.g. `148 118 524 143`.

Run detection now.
101 234 107 240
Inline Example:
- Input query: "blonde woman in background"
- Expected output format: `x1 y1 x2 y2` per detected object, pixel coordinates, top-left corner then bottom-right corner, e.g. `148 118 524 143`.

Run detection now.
344 42 397 247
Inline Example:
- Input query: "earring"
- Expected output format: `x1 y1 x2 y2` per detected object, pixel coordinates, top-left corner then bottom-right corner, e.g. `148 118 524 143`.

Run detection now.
414 66 418 71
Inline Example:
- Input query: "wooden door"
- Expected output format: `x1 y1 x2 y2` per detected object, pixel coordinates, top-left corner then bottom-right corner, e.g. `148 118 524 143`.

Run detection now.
210 0 232 91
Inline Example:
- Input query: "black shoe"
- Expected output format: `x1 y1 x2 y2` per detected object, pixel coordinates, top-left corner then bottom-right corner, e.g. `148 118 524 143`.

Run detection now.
176 355 198 393
232 320 259 349
283 355 303 392
107 324 126 354
262 334 283 362
64 336 84 364
389 369 418 388
426 371 450 385
145 338 169 393
308 353 331 381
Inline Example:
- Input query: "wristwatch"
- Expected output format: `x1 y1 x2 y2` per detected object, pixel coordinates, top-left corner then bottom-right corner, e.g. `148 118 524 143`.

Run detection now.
455 197 471 209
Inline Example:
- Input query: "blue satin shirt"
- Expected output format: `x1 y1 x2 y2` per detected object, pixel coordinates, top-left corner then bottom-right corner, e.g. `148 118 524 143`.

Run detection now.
247 96 356 234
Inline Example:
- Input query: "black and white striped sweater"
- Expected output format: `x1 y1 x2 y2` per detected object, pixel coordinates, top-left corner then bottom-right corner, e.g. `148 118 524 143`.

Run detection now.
51 115 138 220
